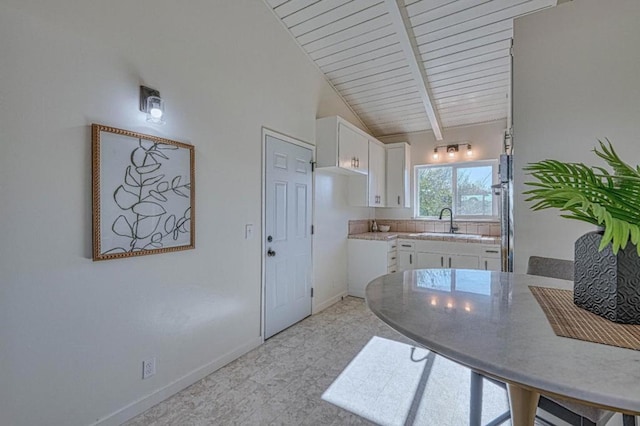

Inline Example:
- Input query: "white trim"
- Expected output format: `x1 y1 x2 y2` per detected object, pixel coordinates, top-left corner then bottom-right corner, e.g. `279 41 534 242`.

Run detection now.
92 337 262 426
414 159 499 220
261 127 315 340
384 0 443 140
312 291 347 315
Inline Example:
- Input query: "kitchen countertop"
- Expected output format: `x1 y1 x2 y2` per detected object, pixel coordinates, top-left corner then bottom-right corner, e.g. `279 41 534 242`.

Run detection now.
348 232 500 244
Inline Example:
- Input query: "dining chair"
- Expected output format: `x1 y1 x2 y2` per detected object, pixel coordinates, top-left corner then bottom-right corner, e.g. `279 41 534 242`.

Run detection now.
527 256 637 426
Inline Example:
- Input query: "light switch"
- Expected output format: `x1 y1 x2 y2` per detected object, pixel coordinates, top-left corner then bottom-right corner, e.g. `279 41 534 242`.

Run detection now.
245 224 254 240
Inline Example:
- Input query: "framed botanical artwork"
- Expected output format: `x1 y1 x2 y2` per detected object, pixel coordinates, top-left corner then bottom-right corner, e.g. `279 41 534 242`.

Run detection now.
92 124 195 261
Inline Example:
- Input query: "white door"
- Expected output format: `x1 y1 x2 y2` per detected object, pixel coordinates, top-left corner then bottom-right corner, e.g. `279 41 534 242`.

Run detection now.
264 134 313 339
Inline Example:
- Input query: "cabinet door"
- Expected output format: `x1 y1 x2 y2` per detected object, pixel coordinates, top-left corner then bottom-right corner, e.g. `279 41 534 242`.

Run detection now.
338 123 367 174
368 141 385 206
398 250 414 271
386 144 410 208
482 257 502 271
376 142 386 206
416 252 446 269
450 254 480 269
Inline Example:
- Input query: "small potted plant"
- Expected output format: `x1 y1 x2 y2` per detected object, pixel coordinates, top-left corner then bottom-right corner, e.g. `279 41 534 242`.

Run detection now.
524 140 640 324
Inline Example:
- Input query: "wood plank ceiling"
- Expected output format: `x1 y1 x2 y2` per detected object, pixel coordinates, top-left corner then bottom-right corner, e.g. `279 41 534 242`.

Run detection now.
265 0 557 138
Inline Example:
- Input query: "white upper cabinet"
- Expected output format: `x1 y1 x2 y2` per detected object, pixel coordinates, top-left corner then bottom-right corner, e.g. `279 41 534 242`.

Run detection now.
368 139 386 206
316 116 368 175
386 142 411 208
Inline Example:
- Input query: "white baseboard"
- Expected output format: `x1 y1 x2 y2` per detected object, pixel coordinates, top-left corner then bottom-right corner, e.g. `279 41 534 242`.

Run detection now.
93 337 263 426
313 290 348 314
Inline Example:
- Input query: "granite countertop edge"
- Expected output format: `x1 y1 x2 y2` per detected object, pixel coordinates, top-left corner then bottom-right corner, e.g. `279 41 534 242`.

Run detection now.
348 232 500 244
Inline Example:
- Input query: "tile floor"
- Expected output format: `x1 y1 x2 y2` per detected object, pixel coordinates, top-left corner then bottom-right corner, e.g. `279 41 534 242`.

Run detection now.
125 297 553 426
124 297 408 425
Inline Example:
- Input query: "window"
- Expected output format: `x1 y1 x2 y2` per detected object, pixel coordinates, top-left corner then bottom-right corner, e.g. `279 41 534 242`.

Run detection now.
415 160 498 219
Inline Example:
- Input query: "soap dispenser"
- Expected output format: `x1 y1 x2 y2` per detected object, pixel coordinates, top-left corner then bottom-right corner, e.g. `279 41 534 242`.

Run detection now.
372 220 378 232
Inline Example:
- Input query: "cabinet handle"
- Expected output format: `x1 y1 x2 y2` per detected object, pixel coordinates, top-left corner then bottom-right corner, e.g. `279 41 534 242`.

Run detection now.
397 195 401 205
440 256 444 267
391 245 396 249
448 257 452 268
485 260 488 270
356 157 360 168
485 250 499 254
401 244 412 247
391 257 396 260
409 254 412 264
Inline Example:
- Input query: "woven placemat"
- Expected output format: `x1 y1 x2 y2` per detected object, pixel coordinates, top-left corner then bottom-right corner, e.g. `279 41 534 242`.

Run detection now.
529 286 640 351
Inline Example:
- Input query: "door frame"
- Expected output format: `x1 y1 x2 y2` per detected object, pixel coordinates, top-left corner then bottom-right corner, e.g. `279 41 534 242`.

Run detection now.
261 127 315 341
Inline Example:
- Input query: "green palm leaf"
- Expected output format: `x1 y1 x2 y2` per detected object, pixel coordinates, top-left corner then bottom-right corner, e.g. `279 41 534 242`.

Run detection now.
524 141 640 255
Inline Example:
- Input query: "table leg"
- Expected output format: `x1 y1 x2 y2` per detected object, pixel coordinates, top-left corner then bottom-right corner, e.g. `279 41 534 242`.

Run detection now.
470 371 483 426
507 384 539 426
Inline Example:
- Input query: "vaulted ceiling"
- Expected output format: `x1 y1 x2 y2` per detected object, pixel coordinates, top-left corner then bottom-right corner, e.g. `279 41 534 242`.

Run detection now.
265 0 558 138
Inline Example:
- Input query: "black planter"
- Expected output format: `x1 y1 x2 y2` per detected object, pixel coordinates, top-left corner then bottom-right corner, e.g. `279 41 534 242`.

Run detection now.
574 231 640 324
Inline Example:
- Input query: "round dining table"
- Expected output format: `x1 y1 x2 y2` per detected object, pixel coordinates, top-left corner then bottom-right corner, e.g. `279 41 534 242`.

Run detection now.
365 269 640 426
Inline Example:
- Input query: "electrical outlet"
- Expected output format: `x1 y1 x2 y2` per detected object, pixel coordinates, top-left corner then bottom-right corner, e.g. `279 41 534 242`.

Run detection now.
142 357 156 379
245 224 254 240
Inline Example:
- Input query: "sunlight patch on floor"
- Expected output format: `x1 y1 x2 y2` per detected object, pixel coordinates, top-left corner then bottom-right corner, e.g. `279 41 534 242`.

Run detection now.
322 336 510 426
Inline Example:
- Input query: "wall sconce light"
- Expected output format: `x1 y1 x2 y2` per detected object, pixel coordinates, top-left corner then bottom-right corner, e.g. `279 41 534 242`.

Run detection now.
432 142 473 161
140 86 165 125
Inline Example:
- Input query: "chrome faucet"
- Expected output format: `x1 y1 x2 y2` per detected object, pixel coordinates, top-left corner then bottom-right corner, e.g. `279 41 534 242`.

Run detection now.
438 208 458 234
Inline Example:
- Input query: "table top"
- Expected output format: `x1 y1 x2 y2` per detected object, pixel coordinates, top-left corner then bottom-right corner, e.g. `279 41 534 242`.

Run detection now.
365 269 640 414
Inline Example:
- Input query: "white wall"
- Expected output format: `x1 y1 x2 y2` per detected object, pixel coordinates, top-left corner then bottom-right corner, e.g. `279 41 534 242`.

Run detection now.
0 1 364 425
378 120 507 219
512 0 640 273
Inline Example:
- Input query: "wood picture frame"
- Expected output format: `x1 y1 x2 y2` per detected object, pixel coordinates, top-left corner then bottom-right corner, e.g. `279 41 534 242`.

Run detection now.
92 124 195 261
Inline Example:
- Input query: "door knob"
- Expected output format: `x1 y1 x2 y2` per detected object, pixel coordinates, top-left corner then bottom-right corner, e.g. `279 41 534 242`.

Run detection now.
267 248 276 257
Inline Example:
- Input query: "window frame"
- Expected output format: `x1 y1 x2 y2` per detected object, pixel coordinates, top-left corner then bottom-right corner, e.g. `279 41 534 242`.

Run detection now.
413 159 499 220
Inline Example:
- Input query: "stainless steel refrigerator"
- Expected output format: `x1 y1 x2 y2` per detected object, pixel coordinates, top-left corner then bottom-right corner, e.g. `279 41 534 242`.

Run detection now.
493 154 513 272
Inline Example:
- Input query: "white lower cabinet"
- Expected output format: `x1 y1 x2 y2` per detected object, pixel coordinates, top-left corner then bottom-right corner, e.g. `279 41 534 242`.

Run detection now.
397 240 499 272
416 252 479 269
451 254 480 269
397 240 415 270
415 252 443 269
348 239 397 298
481 245 502 271
349 238 500 297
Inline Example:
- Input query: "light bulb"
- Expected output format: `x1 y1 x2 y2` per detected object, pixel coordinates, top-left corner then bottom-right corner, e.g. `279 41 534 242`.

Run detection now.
145 95 165 125
433 152 439 160
448 151 455 158
149 107 163 119
466 146 473 157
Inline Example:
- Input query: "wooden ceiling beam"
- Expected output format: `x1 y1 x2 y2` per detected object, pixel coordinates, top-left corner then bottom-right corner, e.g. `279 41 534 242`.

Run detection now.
384 0 443 140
